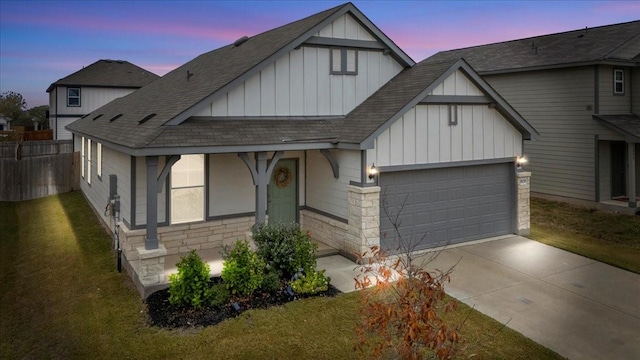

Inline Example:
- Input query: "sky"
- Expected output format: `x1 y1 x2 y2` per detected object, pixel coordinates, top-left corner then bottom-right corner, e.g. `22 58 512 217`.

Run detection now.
1 0 638 108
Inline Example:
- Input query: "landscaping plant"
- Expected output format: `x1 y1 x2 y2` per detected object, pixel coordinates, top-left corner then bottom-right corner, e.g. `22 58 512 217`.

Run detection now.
252 223 318 279
290 268 330 294
221 240 265 296
168 250 212 308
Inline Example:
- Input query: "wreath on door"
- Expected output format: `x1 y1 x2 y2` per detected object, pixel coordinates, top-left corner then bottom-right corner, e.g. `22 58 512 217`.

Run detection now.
274 166 292 188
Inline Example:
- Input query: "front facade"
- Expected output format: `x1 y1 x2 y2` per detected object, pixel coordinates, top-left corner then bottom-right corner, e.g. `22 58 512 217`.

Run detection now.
431 21 640 211
47 60 159 140
67 3 536 296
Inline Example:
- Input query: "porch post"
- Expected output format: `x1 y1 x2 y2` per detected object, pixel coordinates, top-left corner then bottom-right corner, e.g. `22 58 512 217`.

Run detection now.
145 156 159 249
255 152 268 224
628 143 637 208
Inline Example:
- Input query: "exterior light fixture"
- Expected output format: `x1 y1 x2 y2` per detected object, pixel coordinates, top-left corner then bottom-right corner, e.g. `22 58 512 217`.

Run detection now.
368 163 378 180
517 156 528 170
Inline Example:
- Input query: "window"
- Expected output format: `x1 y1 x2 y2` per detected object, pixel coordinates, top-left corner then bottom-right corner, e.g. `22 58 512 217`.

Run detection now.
614 69 624 95
331 48 358 75
80 137 85 178
68 88 81 107
96 143 102 179
171 154 205 224
87 139 92 185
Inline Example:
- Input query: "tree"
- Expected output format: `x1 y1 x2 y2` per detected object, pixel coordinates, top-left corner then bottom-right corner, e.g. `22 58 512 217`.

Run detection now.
0 91 28 125
26 105 49 129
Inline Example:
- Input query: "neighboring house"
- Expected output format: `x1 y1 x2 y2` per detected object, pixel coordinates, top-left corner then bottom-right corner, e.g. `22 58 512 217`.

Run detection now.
47 60 159 140
430 21 640 211
0 114 10 131
66 2 536 296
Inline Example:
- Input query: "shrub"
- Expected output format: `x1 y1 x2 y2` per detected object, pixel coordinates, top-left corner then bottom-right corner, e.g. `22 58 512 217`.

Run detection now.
221 240 265 296
260 269 281 294
290 268 330 294
168 250 211 308
252 223 318 279
207 283 230 308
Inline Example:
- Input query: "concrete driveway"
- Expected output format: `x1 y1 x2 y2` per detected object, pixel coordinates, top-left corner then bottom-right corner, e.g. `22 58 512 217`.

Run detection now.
318 235 640 360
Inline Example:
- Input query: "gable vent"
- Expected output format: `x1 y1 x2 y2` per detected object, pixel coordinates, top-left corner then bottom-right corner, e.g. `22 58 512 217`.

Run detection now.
109 114 123 122
92 114 103 121
138 113 156 125
233 36 249 47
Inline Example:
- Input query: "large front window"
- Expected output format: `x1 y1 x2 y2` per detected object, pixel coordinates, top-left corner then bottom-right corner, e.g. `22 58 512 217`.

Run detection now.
171 154 204 224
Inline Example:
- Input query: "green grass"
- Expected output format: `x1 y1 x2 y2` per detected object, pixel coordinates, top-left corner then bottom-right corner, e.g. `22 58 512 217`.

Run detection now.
1 192 562 359
530 197 640 274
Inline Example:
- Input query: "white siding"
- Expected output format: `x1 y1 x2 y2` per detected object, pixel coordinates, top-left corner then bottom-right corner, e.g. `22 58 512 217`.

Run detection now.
306 149 360 219
204 46 403 117
486 66 622 201
315 14 376 41
368 104 522 167
429 70 484 96
50 86 134 140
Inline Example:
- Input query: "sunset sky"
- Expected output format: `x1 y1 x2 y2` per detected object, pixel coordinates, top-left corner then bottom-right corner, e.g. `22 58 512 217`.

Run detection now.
1 0 638 108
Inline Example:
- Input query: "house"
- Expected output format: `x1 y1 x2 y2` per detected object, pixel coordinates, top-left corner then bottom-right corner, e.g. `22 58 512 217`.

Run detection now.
47 60 159 140
429 21 640 212
66 2 537 296
0 114 10 131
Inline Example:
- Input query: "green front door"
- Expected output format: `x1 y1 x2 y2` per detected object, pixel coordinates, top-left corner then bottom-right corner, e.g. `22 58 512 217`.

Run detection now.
267 159 297 224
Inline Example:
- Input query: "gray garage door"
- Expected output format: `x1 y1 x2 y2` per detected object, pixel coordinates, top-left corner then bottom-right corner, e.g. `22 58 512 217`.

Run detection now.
379 163 513 252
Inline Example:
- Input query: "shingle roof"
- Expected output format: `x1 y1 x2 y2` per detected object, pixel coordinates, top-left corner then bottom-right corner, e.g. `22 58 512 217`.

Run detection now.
428 20 640 74
66 3 351 149
46 59 159 92
593 114 640 142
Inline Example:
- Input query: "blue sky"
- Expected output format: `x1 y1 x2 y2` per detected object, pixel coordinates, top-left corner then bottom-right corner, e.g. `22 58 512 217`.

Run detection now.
1 0 638 107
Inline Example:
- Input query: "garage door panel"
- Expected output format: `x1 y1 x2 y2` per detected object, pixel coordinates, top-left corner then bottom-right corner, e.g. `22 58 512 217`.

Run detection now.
380 163 513 251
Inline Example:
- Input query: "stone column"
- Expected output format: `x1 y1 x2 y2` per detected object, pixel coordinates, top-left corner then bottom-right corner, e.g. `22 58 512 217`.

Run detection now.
516 171 531 236
136 245 167 288
347 185 380 258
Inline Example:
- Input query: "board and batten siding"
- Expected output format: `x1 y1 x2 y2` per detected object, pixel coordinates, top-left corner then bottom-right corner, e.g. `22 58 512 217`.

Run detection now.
306 149 360 219
599 65 632 114
368 70 521 168
368 104 522 167
198 47 402 117
485 66 621 201
316 13 376 41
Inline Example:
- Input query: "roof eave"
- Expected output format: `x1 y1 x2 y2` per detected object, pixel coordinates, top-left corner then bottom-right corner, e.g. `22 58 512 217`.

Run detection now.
592 115 640 143
479 59 639 76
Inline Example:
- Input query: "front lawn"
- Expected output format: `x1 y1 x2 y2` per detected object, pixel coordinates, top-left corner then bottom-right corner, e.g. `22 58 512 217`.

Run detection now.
530 197 640 274
1 192 562 359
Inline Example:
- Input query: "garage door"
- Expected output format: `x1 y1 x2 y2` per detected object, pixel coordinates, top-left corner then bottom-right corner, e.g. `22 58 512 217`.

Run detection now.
379 163 513 252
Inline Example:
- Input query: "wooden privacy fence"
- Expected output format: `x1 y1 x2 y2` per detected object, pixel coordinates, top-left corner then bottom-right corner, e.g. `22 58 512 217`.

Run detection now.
0 141 79 201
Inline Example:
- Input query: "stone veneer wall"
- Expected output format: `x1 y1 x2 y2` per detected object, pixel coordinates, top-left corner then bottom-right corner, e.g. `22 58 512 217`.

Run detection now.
300 209 348 252
118 215 255 296
516 171 531 236
346 185 380 259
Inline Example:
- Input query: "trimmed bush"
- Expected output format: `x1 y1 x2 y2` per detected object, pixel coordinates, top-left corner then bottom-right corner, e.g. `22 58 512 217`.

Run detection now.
168 250 211 308
207 283 230 308
221 240 265 296
290 269 330 294
260 269 281 294
252 223 318 279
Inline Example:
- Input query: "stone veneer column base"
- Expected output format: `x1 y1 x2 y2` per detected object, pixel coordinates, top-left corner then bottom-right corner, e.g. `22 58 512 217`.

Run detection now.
347 185 380 260
516 171 531 236
136 245 167 289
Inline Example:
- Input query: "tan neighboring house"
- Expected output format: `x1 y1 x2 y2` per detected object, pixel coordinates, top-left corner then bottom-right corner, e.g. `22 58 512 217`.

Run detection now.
430 20 640 212
47 60 159 140
66 2 537 296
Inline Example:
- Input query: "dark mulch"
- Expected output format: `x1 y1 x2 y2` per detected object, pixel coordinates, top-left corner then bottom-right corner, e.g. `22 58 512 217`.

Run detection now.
146 277 341 329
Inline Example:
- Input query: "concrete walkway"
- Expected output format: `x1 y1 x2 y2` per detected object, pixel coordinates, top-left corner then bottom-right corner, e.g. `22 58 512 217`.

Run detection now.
317 235 640 360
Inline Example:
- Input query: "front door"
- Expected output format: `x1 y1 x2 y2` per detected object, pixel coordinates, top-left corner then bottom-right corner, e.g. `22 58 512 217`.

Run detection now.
611 141 627 198
267 159 297 224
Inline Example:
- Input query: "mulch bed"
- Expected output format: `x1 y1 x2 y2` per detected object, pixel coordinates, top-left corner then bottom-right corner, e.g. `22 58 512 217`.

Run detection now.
146 277 341 329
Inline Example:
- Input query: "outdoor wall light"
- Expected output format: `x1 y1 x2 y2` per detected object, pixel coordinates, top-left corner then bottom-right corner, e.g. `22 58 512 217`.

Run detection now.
516 156 528 169
368 163 378 180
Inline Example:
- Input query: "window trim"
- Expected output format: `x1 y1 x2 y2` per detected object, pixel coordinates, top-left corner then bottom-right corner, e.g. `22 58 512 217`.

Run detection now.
613 69 624 95
87 139 92 185
67 87 81 107
80 137 85 179
96 143 102 180
330 48 358 75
